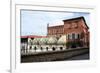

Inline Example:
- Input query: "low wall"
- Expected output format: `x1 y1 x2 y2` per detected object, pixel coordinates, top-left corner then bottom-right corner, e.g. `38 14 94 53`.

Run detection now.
21 48 89 63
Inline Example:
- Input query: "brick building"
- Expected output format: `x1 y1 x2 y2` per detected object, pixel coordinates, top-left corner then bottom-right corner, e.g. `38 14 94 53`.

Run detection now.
21 16 90 55
47 17 89 47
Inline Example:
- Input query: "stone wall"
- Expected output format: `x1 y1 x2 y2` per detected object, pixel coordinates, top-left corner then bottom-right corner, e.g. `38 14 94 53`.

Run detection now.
21 48 89 63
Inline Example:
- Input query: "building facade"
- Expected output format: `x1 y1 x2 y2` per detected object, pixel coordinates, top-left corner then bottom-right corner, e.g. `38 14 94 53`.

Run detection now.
47 17 89 48
21 17 90 54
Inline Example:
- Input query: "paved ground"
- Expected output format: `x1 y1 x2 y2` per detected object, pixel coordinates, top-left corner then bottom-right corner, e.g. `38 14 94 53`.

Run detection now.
67 53 89 60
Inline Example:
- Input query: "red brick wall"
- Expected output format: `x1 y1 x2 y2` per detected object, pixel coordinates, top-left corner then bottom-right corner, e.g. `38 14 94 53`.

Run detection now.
64 19 84 34
47 25 64 38
47 18 89 47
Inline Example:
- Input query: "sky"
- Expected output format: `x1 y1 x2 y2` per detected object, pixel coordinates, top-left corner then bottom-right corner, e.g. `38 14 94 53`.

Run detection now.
21 10 90 36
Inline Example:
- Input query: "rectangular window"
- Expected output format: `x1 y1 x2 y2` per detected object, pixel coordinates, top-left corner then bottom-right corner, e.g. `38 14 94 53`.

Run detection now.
67 34 76 40
75 33 77 39
66 34 68 39
78 34 80 39
69 34 72 39
72 33 75 39
68 34 70 40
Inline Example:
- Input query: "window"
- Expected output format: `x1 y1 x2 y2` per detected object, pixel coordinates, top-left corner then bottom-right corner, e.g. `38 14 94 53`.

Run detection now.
41 47 43 50
74 33 80 39
72 33 75 39
30 46 32 50
68 34 70 40
52 47 55 51
34 46 37 50
70 34 72 39
78 34 80 39
46 47 48 51
60 47 63 50
68 34 74 40
75 33 77 39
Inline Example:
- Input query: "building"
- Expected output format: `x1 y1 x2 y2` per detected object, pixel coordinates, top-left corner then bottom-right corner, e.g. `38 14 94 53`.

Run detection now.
47 17 89 48
21 17 89 54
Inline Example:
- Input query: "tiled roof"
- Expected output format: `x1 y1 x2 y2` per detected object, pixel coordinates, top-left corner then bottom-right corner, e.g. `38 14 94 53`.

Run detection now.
21 35 47 38
57 35 68 44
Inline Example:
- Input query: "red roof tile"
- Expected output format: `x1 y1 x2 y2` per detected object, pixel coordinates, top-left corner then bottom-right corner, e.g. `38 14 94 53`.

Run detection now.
21 35 47 38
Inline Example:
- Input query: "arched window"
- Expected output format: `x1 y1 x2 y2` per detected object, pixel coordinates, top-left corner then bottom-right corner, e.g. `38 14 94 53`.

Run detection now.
52 47 55 51
46 47 48 51
41 47 43 50
30 46 32 50
34 46 37 51
60 47 63 50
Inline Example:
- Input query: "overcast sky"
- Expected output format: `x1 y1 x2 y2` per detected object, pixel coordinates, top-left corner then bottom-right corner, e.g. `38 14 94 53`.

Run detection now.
21 10 90 36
